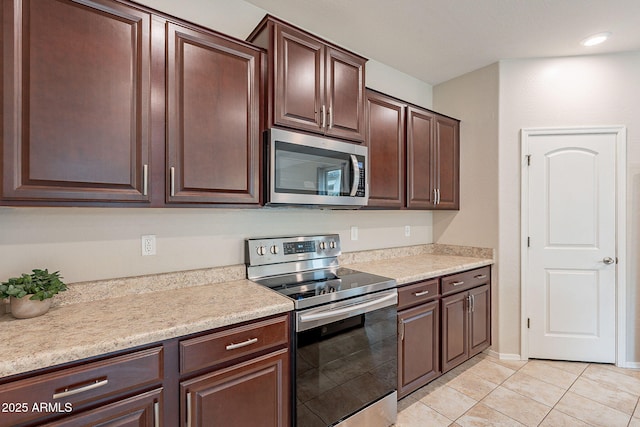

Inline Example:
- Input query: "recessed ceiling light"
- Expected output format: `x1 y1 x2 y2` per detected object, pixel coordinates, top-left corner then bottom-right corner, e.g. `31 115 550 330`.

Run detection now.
581 32 611 47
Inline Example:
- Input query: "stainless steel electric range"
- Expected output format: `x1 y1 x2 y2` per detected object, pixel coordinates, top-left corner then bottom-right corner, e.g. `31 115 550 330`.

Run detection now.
246 234 398 427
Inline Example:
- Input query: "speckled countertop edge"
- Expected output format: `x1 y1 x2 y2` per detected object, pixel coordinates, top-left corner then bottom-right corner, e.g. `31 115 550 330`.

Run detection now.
0 243 493 378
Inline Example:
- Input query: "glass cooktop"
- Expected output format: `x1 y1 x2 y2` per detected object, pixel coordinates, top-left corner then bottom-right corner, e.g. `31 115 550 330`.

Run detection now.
254 267 396 310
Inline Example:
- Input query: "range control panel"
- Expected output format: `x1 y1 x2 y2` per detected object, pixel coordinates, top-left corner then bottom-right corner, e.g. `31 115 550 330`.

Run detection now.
246 234 341 267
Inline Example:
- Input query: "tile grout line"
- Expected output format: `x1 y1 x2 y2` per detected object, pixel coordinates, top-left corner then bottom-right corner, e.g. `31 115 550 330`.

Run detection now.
451 356 528 426
537 362 595 427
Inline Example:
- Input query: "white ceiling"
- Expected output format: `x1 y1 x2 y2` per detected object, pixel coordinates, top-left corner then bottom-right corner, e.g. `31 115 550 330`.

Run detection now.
244 0 640 85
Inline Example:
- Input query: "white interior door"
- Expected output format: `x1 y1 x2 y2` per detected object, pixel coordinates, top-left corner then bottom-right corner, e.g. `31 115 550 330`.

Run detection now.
523 128 620 363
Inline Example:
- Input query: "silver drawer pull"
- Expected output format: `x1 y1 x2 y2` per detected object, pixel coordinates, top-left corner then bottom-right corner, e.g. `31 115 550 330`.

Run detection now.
414 290 430 297
53 378 108 399
154 401 160 427
474 274 487 280
225 337 258 351
452 281 465 286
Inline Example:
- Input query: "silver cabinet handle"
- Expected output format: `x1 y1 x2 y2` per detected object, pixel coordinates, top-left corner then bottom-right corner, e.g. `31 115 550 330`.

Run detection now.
321 104 326 129
328 106 333 129
414 290 430 297
53 378 108 399
398 318 405 341
474 274 488 280
452 281 465 286
471 294 475 312
437 188 441 205
433 188 437 205
170 167 176 197
602 257 615 265
349 154 360 196
143 164 149 196
225 337 258 351
186 392 192 427
154 401 160 427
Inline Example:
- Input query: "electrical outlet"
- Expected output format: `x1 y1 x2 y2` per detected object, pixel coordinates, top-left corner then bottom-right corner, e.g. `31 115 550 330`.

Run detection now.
405 225 411 237
350 226 358 241
141 235 156 256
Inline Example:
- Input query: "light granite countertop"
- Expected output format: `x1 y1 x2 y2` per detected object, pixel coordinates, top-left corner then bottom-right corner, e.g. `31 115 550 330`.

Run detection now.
0 280 293 378
344 254 493 286
0 244 493 379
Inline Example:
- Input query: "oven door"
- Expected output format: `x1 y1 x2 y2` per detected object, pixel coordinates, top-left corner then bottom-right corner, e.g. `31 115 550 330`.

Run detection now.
268 128 368 207
295 289 398 427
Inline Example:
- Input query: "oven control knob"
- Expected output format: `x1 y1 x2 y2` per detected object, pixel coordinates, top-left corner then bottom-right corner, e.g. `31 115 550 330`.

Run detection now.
256 245 267 256
319 241 327 250
270 245 279 255
329 241 336 249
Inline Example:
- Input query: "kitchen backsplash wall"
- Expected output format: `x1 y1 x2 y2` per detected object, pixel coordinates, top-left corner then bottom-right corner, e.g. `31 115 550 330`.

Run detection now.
0 208 433 284
0 0 439 286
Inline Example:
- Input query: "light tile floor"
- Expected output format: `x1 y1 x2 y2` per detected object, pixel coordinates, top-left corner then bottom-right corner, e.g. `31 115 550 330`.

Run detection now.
397 352 640 427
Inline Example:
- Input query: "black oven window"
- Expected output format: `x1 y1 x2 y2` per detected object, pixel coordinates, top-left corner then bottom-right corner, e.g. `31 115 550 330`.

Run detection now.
295 306 397 426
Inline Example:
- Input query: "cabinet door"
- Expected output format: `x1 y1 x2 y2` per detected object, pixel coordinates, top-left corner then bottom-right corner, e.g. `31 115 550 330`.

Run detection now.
1 0 151 204
433 115 460 210
325 47 366 142
406 106 436 209
274 24 324 134
398 300 440 398
364 90 406 208
42 389 162 427
469 284 491 357
181 349 289 427
441 291 468 373
166 22 261 205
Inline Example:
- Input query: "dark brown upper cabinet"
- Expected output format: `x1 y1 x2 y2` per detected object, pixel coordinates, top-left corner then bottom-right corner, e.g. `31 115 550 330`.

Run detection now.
1 0 152 204
407 105 460 210
165 22 262 205
406 106 436 209
248 15 367 143
365 90 460 210
1 0 264 207
364 90 406 208
433 115 460 209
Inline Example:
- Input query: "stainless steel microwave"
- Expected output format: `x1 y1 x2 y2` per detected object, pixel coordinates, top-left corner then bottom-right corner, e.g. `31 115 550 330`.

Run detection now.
265 128 368 207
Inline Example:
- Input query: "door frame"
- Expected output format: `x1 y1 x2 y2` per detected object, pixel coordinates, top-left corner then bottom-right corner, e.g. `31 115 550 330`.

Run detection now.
520 126 627 366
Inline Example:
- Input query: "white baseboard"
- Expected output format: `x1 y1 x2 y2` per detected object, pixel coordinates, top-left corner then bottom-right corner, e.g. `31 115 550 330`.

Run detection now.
487 349 640 368
619 361 640 369
486 349 523 361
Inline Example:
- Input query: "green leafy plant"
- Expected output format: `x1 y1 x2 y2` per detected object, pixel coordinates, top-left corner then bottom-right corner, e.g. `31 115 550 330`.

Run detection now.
0 269 68 301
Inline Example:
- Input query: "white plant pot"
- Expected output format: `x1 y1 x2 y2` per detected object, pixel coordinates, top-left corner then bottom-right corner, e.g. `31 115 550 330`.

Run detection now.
10 295 52 319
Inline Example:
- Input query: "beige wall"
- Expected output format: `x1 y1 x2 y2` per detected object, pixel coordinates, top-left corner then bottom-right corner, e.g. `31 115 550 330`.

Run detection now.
498 52 640 363
432 51 640 364
432 63 500 351
0 0 435 285
432 63 500 249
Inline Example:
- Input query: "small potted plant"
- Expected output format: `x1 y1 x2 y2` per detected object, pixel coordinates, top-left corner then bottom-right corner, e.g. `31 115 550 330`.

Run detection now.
0 269 68 319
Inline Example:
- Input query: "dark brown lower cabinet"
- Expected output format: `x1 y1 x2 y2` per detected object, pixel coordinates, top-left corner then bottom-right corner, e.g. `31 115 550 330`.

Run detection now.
42 389 163 427
441 283 491 373
397 266 491 398
0 314 291 427
181 349 289 427
398 300 440 398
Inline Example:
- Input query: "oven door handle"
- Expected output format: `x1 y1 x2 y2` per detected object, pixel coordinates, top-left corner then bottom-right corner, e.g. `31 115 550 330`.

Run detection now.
299 291 396 324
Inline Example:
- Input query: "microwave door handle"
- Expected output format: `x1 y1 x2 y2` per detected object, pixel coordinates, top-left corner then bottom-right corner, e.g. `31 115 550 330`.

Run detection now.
349 155 360 196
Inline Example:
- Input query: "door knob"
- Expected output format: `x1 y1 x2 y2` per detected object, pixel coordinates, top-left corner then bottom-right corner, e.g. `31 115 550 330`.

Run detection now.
602 257 615 265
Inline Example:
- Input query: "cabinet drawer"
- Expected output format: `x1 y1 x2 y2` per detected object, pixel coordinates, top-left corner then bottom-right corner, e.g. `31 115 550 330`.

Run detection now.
398 279 439 310
441 266 491 296
0 347 163 427
180 315 289 375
